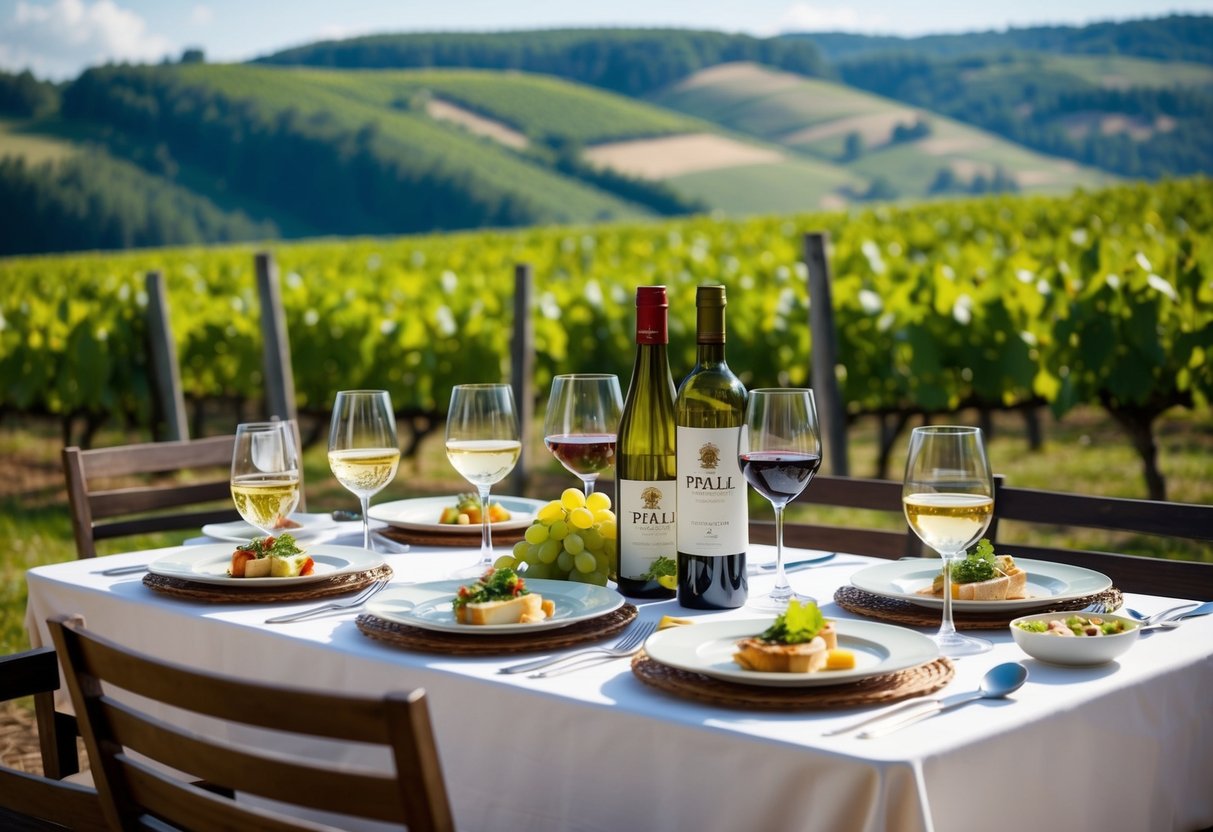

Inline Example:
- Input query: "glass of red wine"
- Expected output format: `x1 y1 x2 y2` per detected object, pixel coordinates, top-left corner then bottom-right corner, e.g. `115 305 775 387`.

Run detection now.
739 388 822 611
543 374 622 498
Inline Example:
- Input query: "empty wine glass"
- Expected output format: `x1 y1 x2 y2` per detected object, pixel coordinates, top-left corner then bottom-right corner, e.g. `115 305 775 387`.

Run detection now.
738 389 822 611
543 373 622 498
328 390 400 551
902 425 995 657
230 421 302 537
445 384 520 577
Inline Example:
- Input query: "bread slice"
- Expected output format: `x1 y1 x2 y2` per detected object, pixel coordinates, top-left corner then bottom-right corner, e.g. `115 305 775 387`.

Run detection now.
734 636 828 673
956 574 1010 600
998 557 1028 599
457 594 555 625
733 623 838 673
244 557 272 578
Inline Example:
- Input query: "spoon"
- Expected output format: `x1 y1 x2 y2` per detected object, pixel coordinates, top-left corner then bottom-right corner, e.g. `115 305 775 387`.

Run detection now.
1124 602 1199 624
857 662 1029 739
1135 601 1213 631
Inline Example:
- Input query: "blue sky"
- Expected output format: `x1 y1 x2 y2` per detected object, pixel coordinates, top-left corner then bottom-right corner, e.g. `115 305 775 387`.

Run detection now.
2 0 1212 80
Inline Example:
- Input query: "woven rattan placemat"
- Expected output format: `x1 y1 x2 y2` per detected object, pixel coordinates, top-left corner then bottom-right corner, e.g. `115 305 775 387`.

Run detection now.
377 525 527 548
833 585 1123 629
355 603 638 655
142 563 393 603
631 653 955 710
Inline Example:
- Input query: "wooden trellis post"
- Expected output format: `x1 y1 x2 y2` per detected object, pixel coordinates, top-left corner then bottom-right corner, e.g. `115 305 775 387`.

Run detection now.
804 232 849 476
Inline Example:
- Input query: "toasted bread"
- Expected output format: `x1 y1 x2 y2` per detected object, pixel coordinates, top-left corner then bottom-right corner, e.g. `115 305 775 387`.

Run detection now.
956 574 1010 600
733 622 837 673
734 635 828 673
456 594 555 625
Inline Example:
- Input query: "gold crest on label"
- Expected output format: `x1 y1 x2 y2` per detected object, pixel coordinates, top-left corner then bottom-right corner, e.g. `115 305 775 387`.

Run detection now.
641 486 663 509
698 442 720 470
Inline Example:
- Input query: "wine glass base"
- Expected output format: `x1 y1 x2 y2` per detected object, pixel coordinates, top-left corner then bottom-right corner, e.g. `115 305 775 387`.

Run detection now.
932 631 993 657
748 591 817 613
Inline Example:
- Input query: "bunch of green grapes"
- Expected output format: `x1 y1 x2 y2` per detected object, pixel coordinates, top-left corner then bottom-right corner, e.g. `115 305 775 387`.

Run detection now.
494 488 616 585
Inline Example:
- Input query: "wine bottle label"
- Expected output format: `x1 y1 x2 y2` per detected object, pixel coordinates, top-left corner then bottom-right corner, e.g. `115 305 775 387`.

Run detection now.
676 426 748 556
618 478 677 579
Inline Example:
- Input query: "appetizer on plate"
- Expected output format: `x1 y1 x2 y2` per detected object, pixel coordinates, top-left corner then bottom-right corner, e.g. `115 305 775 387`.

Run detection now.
919 539 1028 601
438 493 513 526
733 600 854 673
228 534 314 578
452 567 554 625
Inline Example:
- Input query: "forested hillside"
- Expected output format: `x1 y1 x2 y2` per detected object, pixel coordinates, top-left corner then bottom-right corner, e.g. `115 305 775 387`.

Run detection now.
796 15 1213 63
257 29 827 97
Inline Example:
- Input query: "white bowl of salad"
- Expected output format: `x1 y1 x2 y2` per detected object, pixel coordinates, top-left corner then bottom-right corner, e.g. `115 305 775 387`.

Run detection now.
1010 611 1141 666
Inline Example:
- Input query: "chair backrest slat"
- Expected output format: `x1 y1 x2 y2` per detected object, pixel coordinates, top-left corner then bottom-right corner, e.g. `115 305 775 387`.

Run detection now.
49 616 456 832
103 700 403 821
0 648 102 830
991 482 1213 599
763 474 920 559
63 425 306 558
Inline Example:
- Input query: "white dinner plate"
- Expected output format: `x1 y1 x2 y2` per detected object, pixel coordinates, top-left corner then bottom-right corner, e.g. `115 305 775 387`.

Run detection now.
147 544 383 586
367 495 545 533
366 578 624 634
849 557 1113 611
201 513 338 543
643 618 939 688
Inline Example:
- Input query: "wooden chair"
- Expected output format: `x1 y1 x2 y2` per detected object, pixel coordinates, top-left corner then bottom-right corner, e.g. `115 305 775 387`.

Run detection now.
62 425 306 559
989 483 1213 600
752 474 923 559
48 615 456 832
0 647 105 832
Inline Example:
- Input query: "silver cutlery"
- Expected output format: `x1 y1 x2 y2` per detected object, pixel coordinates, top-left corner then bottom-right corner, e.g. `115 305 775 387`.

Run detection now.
94 563 150 576
857 663 1028 739
1136 601 1213 631
825 663 1028 739
1125 601 1201 625
264 578 389 624
753 553 837 573
499 620 657 675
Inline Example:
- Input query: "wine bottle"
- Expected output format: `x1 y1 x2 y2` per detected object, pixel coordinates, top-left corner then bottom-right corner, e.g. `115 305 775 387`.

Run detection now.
676 285 748 609
614 286 678 599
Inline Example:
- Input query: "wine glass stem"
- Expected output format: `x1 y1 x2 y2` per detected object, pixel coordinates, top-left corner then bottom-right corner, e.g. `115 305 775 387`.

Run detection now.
360 496 372 551
478 485 493 567
939 555 958 640
772 503 790 593
582 476 596 499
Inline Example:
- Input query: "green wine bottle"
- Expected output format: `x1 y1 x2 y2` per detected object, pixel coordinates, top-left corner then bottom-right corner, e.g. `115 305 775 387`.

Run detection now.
614 286 678 599
676 285 748 609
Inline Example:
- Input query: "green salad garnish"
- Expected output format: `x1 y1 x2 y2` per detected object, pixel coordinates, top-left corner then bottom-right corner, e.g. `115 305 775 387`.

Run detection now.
235 533 303 559
952 538 997 584
452 567 529 612
759 599 827 645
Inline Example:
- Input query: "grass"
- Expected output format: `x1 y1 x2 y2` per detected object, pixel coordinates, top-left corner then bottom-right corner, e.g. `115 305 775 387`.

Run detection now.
2 404 1210 657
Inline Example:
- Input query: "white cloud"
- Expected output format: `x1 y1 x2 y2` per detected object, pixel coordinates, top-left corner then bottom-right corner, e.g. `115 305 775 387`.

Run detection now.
0 0 175 80
189 5 214 26
773 3 888 33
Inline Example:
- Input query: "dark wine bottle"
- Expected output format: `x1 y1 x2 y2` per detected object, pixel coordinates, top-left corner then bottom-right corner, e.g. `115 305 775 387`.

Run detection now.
614 286 678 599
676 285 748 609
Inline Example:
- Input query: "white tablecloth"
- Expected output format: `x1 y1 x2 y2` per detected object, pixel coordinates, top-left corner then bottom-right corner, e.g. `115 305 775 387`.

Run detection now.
25 540 1213 832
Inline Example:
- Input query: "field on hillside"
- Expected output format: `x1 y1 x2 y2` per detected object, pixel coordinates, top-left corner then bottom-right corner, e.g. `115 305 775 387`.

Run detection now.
649 62 1115 200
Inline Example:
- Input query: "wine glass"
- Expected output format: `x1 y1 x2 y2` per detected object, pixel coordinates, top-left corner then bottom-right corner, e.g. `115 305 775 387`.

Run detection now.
738 389 822 611
542 373 622 498
445 384 521 577
230 421 302 538
902 425 995 657
328 390 400 551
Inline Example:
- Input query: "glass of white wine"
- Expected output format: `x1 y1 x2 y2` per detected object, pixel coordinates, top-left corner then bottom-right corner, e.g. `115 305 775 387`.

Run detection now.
328 390 400 551
902 425 995 657
445 384 521 577
231 421 302 537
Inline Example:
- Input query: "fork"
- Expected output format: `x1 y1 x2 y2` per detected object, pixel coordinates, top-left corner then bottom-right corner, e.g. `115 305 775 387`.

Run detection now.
498 620 657 675
264 578 388 624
